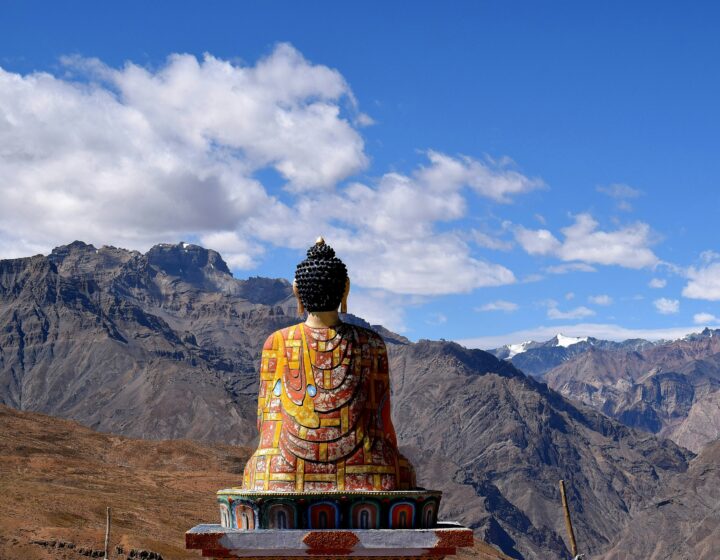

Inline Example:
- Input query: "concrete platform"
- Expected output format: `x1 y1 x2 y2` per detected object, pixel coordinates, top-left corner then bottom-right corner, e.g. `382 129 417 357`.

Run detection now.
186 522 473 558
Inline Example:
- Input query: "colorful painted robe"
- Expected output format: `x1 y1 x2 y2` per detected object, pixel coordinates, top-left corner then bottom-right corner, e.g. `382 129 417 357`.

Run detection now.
243 322 416 492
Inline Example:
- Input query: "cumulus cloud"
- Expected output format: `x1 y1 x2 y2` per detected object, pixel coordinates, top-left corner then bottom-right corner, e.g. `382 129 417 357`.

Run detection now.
513 227 561 255
597 183 642 199
683 262 720 301
425 313 448 326
249 150 529 295
547 305 596 320
597 183 642 211
694 312 719 325
544 262 596 274
0 44 365 262
589 294 613 306
649 278 667 289
514 213 658 269
477 300 519 312
346 289 411 333
654 298 680 314
1 45 543 297
472 230 513 251
414 151 544 203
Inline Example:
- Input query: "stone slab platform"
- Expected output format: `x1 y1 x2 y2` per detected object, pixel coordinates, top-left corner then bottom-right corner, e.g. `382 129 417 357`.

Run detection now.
186 522 473 558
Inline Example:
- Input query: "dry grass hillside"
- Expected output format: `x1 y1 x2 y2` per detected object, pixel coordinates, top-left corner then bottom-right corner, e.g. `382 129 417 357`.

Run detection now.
0 405 505 560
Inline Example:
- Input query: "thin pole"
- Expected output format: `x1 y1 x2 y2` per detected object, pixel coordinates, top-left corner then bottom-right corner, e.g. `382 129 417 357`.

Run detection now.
559 480 578 558
104 507 111 560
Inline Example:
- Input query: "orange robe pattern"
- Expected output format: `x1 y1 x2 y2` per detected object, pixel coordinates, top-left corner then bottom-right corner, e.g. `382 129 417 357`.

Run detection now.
242 323 416 492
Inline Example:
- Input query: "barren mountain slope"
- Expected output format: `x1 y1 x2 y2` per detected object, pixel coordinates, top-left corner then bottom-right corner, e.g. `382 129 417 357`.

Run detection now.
0 241 298 444
544 336 720 452
0 405 505 560
600 439 720 560
387 341 692 559
0 242 697 559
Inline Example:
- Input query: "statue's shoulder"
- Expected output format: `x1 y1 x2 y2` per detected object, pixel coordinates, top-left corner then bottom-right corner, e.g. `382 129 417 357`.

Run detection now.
346 323 385 347
263 323 304 350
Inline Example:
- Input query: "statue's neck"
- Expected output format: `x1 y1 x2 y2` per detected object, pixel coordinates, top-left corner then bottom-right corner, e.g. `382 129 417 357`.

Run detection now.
304 310 341 329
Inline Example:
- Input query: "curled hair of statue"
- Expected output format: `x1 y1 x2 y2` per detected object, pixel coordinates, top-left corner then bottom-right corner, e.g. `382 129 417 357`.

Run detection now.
295 238 348 313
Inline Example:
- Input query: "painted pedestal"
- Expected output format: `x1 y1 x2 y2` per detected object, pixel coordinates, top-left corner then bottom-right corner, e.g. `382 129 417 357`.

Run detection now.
186 489 472 558
186 522 473 559
217 490 442 530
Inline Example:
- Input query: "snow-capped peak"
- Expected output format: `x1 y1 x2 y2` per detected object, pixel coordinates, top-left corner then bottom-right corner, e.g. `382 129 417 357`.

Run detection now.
554 333 588 348
507 341 534 358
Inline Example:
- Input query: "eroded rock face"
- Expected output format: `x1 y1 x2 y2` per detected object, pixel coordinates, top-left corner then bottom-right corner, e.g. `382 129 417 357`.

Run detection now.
599 439 720 560
543 335 720 452
0 242 696 558
0 241 297 444
387 340 691 558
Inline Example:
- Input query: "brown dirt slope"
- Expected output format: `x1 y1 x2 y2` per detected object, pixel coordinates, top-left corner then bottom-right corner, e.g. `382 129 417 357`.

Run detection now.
0 404 251 560
0 405 506 560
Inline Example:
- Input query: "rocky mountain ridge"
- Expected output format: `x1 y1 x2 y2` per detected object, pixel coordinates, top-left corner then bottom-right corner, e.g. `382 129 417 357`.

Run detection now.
490 329 720 453
0 241 699 558
542 329 720 452
489 334 657 378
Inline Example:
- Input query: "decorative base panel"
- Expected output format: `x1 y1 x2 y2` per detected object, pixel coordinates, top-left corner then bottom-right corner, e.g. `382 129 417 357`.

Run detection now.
217 489 441 530
186 522 473 558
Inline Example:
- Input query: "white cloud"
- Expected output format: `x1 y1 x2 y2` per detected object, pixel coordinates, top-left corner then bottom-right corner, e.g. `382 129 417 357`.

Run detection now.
654 298 680 314
514 213 658 269
649 278 667 289
199 231 262 269
700 250 720 263
597 184 642 211
0 44 366 260
458 324 705 350
477 300 519 312
346 289 409 333
415 151 544 203
0 46 544 297
597 183 642 199
559 214 657 267
694 312 719 325
250 150 531 295
565 292 575 300
683 262 720 301
547 305 596 320
544 262 596 274
514 227 561 255
589 294 613 306
472 230 513 251
425 313 448 326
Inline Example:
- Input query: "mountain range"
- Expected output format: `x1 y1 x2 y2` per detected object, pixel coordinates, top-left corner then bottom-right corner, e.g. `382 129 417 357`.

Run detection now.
491 331 720 453
0 241 715 559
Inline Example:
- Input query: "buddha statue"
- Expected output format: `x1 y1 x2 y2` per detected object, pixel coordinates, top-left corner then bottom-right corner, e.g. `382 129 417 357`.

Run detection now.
214 238 446 533
242 238 416 493
190 238 474 554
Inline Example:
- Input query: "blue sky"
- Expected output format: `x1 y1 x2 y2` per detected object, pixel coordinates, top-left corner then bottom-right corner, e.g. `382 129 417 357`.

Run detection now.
2 1 720 346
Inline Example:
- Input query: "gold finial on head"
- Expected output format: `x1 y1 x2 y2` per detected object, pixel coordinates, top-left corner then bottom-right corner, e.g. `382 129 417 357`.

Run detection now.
315 236 325 245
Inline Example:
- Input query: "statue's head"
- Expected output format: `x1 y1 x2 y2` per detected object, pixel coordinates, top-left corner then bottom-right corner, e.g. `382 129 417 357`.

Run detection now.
294 238 348 313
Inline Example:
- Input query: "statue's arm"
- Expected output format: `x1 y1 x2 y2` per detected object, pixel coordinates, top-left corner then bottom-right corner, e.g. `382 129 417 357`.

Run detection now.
375 335 399 448
257 332 279 432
